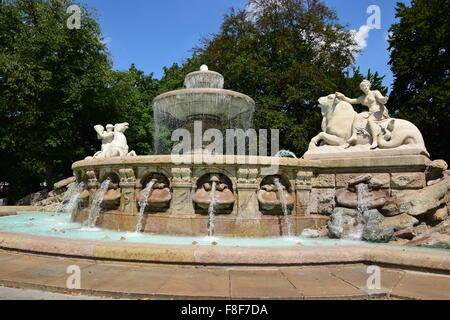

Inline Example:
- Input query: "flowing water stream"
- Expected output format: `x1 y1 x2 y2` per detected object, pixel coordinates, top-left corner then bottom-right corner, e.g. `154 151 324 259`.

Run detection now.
135 179 157 233
54 182 85 215
274 180 293 238
346 183 370 240
84 179 111 229
207 181 217 239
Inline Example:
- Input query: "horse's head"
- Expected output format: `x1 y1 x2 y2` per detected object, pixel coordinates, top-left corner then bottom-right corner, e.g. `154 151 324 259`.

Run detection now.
114 123 130 133
318 94 337 116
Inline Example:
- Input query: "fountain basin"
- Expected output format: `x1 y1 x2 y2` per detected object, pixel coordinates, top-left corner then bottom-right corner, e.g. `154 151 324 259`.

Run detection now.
73 209 328 237
0 213 449 273
71 154 432 237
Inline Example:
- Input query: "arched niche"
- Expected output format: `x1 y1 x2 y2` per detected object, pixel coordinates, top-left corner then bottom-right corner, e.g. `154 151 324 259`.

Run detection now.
192 173 236 215
258 174 295 215
136 172 172 213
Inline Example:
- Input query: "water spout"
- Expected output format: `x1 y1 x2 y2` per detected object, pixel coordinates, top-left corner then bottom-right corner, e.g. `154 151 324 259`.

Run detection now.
357 183 369 213
54 182 85 215
135 179 157 233
347 183 369 240
84 179 111 229
274 180 293 238
207 181 217 238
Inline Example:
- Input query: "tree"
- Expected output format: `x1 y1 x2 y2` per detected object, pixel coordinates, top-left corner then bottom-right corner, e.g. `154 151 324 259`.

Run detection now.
388 0 450 161
100 65 159 156
0 0 113 201
184 0 387 155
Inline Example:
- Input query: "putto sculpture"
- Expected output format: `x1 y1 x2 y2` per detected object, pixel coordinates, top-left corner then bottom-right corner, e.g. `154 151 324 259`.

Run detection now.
85 123 137 160
305 80 429 158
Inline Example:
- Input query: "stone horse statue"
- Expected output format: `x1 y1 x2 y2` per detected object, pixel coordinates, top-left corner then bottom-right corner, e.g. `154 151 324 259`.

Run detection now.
308 94 429 156
85 123 137 160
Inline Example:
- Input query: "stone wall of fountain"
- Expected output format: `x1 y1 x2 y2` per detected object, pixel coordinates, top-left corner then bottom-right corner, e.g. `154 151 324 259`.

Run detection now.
71 156 329 237
70 153 445 238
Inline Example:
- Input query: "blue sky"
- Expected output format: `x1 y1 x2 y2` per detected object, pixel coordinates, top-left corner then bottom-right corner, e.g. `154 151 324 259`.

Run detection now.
80 0 411 92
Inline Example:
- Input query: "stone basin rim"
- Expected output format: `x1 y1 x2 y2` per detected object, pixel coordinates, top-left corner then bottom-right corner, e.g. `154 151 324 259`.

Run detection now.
0 231 449 272
153 88 255 105
72 154 431 171
72 155 316 170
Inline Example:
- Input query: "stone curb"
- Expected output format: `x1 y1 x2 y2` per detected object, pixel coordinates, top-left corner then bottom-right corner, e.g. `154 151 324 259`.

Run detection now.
0 231 449 272
0 207 43 216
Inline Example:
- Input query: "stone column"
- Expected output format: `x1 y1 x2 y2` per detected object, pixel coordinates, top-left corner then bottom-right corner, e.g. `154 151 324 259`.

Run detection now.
171 167 195 216
118 169 137 216
236 168 260 220
295 171 313 216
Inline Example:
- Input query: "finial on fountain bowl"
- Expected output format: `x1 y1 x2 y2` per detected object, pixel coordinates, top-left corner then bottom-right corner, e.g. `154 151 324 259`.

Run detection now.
184 65 224 89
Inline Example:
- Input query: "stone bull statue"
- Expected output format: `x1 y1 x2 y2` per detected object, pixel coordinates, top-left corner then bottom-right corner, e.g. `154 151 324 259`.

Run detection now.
308 93 429 156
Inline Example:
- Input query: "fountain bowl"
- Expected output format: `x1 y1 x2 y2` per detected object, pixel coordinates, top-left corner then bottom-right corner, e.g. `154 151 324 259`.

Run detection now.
153 88 255 121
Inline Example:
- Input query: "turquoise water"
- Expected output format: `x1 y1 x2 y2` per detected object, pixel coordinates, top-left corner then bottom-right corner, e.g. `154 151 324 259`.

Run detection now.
0 212 370 247
0 212 446 252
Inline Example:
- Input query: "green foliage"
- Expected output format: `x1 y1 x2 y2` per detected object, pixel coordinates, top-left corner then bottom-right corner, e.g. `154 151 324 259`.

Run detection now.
0 0 115 200
157 63 190 93
0 0 160 201
388 0 450 161
182 0 387 155
100 65 159 156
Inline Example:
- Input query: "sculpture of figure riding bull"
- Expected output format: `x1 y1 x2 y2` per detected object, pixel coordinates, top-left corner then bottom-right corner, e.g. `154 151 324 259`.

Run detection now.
307 80 429 157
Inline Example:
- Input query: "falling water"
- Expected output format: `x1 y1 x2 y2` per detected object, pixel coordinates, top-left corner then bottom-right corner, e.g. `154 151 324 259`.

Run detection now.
54 182 85 215
207 181 217 238
357 184 370 213
274 181 293 238
347 183 370 240
84 179 111 229
135 179 156 233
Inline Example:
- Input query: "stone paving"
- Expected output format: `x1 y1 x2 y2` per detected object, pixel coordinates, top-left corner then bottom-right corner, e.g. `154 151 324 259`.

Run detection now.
0 251 449 300
0 286 118 300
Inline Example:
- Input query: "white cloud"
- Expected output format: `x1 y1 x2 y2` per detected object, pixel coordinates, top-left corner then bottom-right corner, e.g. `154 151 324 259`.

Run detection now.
351 25 371 51
245 0 282 19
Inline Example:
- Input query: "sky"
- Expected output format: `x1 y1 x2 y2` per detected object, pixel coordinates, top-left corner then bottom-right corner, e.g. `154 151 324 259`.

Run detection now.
79 0 412 92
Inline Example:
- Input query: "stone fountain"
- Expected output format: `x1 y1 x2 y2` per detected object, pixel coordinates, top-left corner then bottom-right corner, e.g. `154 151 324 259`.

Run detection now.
70 71 448 241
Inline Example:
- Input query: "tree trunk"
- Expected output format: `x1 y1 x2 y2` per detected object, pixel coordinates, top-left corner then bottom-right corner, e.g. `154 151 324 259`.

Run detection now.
45 160 54 188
